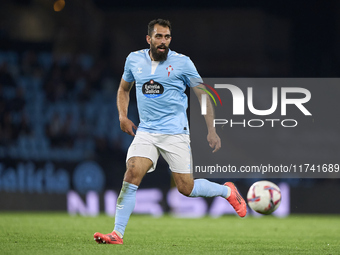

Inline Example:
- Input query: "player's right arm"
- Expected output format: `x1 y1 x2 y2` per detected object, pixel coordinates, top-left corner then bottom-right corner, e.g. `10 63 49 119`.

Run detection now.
117 78 137 136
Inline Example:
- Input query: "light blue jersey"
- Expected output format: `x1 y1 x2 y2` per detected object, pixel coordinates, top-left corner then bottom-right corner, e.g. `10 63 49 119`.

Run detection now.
122 49 202 134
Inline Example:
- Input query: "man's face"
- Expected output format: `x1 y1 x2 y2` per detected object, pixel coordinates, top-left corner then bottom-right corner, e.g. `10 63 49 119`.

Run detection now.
147 24 172 61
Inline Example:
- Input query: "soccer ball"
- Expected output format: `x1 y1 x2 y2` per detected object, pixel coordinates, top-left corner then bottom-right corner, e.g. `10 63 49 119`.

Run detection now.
247 181 281 215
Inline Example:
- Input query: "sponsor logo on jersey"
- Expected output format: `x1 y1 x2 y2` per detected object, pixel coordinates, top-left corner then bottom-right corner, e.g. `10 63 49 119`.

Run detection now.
142 80 164 98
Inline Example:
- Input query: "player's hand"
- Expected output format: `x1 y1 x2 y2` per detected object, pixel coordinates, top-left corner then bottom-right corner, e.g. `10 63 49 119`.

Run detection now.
207 131 221 153
120 117 137 136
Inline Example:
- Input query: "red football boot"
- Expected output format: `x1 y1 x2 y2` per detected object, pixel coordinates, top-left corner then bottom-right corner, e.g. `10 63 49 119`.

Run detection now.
224 182 247 217
94 231 123 244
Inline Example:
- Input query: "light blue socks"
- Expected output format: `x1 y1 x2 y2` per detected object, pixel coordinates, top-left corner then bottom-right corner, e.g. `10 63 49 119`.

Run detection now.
114 181 138 237
189 179 230 198
114 179 230 237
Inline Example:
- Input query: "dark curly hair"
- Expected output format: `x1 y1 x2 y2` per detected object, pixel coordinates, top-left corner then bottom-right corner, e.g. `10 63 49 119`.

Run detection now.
148 19 172 36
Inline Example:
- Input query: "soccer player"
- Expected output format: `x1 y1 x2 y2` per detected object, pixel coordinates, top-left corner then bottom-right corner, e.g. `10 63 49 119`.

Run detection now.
94 19 246 245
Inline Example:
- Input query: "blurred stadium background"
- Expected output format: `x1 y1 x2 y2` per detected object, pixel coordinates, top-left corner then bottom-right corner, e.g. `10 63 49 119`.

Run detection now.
0 0 339 215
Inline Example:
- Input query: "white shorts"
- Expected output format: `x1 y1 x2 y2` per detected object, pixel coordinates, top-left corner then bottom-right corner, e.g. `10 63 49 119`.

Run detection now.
126 131 192 174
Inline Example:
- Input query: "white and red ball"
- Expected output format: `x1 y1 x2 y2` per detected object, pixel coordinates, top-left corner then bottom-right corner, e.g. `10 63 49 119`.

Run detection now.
247 181 281 215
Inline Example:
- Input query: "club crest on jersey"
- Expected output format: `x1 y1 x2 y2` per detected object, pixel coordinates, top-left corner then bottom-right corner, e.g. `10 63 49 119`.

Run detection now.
166 65 173 77
142 79 164 98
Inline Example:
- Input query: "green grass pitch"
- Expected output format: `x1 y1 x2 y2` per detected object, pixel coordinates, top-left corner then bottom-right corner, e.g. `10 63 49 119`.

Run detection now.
0 213 339 255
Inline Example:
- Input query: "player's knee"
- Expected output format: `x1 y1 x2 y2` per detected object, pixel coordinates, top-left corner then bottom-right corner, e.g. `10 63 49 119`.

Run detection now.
125 158 139 175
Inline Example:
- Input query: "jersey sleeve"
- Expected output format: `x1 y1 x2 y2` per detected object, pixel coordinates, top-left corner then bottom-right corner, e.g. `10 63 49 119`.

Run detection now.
122 54 135 82
182 57 203 87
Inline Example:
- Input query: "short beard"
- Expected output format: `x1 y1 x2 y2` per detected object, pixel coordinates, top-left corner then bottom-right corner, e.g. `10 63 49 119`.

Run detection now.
150 43 169 62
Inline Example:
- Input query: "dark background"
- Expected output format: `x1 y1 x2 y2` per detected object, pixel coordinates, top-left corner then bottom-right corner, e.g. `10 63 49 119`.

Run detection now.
190 78 340 179
0 0 339 214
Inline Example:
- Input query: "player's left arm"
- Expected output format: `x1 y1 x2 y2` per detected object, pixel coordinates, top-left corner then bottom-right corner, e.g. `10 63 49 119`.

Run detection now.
192 84 221 153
